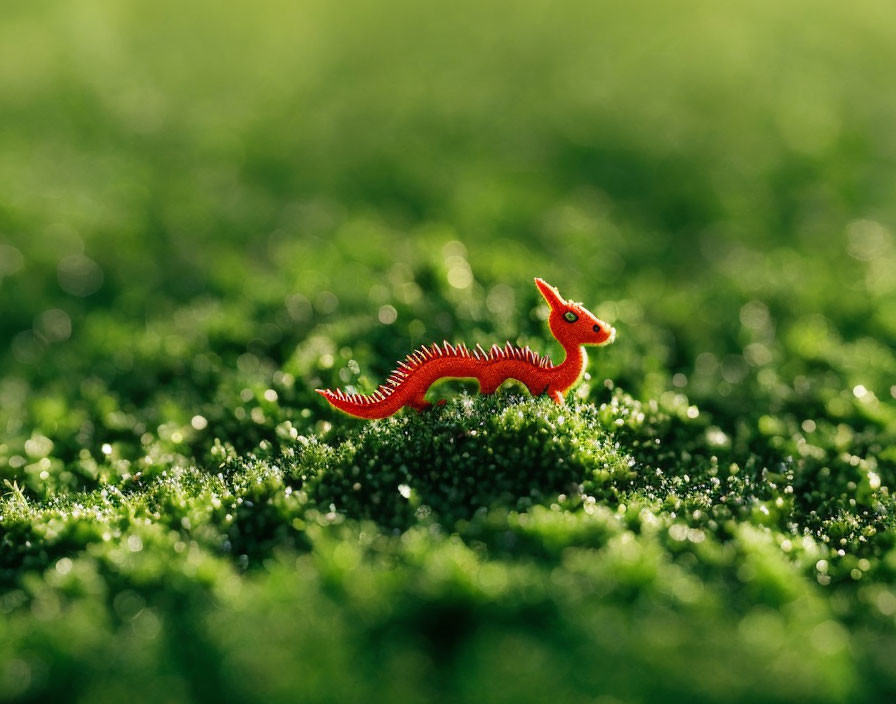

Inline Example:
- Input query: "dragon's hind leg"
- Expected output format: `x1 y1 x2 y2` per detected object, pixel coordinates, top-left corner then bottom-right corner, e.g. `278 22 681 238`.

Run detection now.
522 379 550 397
477 378 501 395
408 396 433 412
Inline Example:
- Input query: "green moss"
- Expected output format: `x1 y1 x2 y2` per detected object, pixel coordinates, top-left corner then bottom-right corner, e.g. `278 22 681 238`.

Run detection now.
3 392 895 701
304 394 633 528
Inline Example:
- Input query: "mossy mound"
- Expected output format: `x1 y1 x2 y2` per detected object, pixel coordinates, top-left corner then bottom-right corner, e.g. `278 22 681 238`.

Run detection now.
306 394 634 528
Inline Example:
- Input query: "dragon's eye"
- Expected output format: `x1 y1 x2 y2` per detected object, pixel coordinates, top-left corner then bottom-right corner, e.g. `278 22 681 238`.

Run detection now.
563 310 578 323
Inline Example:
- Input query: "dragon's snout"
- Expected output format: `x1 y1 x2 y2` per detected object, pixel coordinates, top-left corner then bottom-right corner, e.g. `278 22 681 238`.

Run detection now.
593 324 616 346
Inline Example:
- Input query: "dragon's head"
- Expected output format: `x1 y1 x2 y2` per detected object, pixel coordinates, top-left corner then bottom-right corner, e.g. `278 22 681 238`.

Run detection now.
535 278 615 348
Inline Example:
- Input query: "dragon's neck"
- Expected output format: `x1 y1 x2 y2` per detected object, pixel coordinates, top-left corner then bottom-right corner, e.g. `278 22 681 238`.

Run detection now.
550 339 587 390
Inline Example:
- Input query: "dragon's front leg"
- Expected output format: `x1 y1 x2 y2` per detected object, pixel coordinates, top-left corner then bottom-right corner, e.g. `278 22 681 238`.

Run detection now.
477 379 500 395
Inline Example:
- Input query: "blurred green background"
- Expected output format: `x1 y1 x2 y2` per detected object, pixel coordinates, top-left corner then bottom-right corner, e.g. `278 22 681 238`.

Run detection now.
1 0 896 702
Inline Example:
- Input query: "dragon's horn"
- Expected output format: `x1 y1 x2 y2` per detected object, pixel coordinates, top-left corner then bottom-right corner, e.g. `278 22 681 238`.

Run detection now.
534 277 566 311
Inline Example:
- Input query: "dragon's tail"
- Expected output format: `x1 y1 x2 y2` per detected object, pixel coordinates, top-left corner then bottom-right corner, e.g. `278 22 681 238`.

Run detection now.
315 342 452 419
315 387 405 419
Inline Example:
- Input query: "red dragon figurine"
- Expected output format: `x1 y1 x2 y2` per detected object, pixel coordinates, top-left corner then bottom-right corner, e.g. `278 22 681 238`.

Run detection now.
317 277 616 419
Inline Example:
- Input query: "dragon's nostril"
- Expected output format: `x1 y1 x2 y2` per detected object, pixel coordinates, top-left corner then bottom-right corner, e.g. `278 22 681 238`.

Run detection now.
593 325 602 333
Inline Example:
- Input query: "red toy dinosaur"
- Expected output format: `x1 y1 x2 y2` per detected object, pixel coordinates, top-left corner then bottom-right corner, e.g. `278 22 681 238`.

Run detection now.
317 278 615 419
